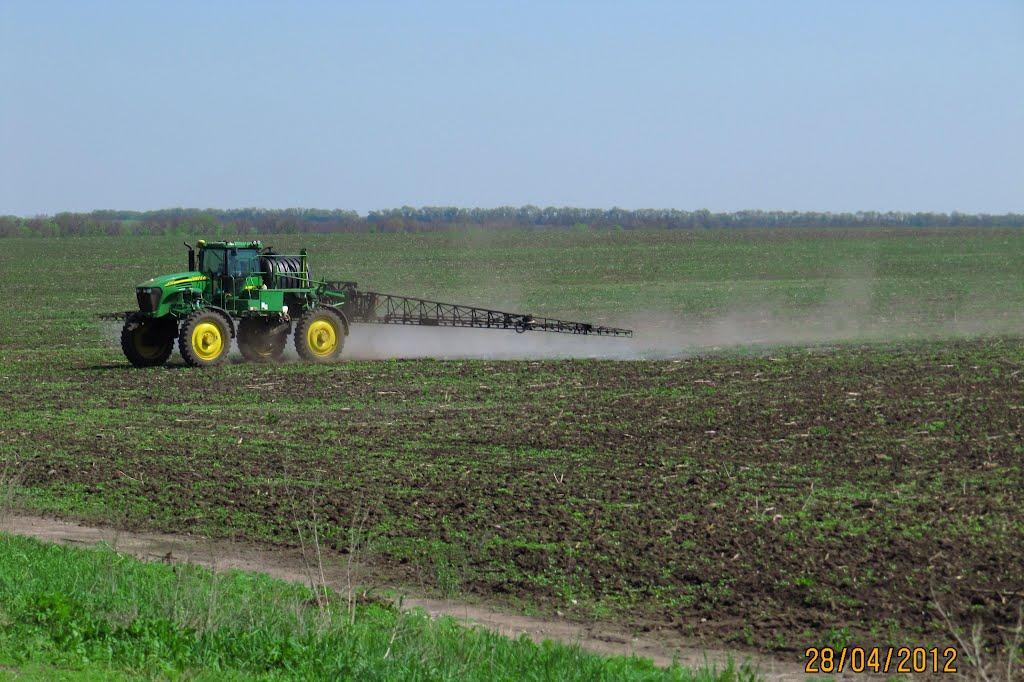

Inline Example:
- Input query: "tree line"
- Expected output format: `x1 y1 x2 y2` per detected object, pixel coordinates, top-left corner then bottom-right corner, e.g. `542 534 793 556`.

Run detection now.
2 206 1023 238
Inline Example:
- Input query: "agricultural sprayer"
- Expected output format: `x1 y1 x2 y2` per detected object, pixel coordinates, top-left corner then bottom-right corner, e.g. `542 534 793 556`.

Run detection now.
102 240 632 367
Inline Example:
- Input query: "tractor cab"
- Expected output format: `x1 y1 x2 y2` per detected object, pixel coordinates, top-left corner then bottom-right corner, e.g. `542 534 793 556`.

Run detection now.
193 240 266 302
195 240 262 277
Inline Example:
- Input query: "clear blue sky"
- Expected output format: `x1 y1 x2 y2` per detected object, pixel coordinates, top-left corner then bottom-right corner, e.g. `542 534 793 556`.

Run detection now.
1 1 1021 215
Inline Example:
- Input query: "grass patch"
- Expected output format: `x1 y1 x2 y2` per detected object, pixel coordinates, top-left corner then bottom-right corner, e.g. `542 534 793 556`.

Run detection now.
0 534 751 681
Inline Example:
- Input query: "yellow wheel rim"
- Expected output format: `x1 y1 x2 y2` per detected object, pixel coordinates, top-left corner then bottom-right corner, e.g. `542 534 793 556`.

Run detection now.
306 318 338 356
191 321 224 361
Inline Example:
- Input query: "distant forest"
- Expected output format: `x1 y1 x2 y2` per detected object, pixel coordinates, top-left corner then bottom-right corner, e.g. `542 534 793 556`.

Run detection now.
3 207 1023 237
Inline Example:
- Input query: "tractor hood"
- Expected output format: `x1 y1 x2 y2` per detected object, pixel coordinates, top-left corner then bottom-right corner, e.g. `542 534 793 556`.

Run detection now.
137 272 209 291
135 272 209 315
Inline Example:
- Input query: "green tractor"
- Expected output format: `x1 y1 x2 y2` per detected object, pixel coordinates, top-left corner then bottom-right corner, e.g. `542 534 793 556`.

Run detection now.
117 240 348 367
109 239 633 368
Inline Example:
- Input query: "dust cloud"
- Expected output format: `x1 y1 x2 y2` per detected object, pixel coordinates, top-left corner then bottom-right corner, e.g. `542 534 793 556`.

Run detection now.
342 273 1024 360
341 308 1023 361
102 271 1024 361
342 324 635 360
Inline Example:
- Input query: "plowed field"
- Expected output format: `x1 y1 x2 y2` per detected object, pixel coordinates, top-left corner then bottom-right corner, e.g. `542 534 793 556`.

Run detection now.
4 340 1022 655
2 230 1022 662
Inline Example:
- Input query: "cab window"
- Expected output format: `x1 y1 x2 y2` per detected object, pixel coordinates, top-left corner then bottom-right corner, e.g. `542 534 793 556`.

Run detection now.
200 248 227 275
228 249 259 277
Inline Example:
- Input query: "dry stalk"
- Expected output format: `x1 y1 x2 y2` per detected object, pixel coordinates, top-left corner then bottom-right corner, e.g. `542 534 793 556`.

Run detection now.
310 512 330 611
932 584 992 681
0 461 21 526
293 500 376 629
295 521 318 599
931 584 1023 681
296 513 333 623
1002 605 1022 682
800 480 815 512
383 596 404 660
204 556 222 633
345 502 370 627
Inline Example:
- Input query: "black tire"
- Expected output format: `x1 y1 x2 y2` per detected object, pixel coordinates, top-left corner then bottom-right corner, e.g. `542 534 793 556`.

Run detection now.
178 310 232 367
121 314 176 367
294 308 346 363
237 319 288 363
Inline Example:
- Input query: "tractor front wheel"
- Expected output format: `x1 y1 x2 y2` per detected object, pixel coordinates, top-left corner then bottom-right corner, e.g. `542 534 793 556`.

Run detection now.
121 314 177 367
179 310 231 367
295 308 345 363
237 319 288 363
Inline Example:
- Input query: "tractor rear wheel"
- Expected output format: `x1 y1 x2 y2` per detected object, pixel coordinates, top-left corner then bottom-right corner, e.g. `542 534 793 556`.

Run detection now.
295 308 345 363
178 310 231 367
121 314 176 367
237 319 288 363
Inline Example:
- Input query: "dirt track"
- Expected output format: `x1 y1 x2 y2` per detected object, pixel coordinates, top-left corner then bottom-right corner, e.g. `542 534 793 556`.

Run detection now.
1 513 810 680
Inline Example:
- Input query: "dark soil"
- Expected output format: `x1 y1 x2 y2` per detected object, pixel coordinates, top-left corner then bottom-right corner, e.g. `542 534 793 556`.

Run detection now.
4 338 1023 659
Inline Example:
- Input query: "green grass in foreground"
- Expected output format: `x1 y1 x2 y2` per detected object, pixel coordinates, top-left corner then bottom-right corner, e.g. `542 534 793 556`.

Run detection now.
0 534 753 681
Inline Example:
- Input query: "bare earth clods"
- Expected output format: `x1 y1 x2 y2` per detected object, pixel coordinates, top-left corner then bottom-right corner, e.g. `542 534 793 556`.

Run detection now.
4 338 1024 660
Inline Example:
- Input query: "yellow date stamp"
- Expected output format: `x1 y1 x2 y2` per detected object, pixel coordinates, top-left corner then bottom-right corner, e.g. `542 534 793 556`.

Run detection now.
804 646 958 674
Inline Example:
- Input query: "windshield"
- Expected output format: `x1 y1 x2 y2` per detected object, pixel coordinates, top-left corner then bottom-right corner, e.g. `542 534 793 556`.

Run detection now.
199 248 226 275
228 249 259 277
199 247 259 278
